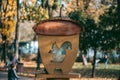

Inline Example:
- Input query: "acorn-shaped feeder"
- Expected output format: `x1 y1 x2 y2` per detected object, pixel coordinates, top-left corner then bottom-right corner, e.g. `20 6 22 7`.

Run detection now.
33 18 83 80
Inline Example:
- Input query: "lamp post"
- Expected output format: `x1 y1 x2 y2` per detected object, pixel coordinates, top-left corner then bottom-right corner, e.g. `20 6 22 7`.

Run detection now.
36 49 41 70
14 0 19 59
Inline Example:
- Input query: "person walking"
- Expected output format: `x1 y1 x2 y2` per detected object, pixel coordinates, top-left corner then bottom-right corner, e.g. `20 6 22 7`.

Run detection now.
104 54 108 68
8 64 20 80
11 54 19 65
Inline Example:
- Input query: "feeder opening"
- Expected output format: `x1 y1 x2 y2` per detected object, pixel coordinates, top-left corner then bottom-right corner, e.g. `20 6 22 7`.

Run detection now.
54 68 63 74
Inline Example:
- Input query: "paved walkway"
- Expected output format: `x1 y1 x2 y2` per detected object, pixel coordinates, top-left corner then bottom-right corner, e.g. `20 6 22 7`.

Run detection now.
0 71 34 80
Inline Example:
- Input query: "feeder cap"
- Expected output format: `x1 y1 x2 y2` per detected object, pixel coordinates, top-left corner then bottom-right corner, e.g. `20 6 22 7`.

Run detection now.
33 18 83 36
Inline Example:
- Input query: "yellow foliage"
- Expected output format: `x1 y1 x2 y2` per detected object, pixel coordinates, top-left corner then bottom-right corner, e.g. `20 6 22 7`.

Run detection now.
8 0 13 4
45 14 49 19
1 0 17 41
32 0 37 5
3 20 15 32
1 12 5 16
49 0 54 6
2 20 16 41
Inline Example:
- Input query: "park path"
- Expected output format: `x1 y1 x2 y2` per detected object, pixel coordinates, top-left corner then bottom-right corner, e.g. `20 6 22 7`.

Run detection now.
0 71 34 80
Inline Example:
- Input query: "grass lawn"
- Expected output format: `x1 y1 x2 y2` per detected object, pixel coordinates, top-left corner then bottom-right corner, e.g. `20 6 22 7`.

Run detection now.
72 62 120 80
21 61 120 80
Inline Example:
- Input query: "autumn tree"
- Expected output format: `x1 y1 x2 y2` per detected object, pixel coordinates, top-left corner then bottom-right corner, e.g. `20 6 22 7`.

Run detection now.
68 0 118 78
99 4 119 51
0 0 16 62
69 10 101 77
19 0 49 22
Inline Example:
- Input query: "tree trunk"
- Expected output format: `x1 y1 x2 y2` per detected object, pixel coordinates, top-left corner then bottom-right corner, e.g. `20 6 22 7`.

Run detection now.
36 49 41 70
81 54 88 65
0 0 2 7
48 6 52 18
84 0 90 10
41 0 47 8
117 0 120 25
78 49 88 65
0 0 2 17
101 0 105 4
76 0 79 6
59 4 64 17
92 48 97 78
1 42 7 63
14 0 19 59
112 0 117 5
47 0 52 18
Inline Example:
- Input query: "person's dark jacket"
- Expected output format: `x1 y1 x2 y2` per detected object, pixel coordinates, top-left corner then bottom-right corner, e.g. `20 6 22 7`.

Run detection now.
8 68 20 80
